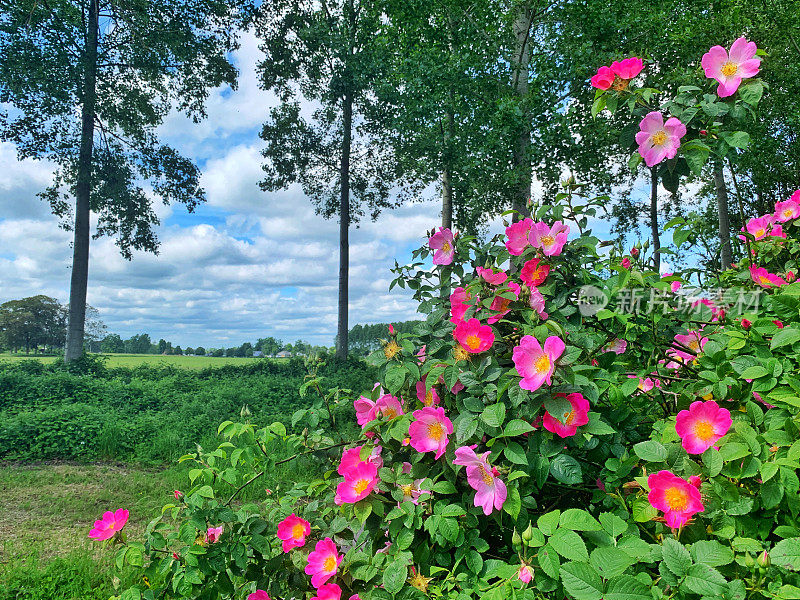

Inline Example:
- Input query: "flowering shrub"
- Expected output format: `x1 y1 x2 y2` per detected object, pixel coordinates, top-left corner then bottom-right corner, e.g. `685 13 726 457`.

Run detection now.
109 43 800 600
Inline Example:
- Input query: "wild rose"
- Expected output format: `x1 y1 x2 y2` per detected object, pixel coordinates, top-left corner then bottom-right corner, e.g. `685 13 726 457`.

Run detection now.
741 215 774 241
408 407 453 459
505 218 533 255
787 271 797 282
335 460 378 505
353 395 377 427
206 526 223 544
376 394 404 420
305 538 341 588
775 193 800 222
513 335 564 391
636 112 686 167
630 247 640 258
397 478 425 505
89 509 129 541
276 513 311 553
741 318 752 329
663 272 682 292
453 446 507 515
590 65 615 90
487 282 521 324
621 257 631 269
528 287 548 320
520 258 550 287
428 227 455 265
750 265 787 288
774 319 785 329
453 317 495 353
416 380 440 407
337 445 382 475
517 564 534 584
173 490 183 500
449 287 472 324
476 266 508 285
529 221 569 256
543 392 590 438
248 591 271 600
604 338 627 354
675 400 732 454
611 57 644 81
701 37 760 98
388 324 394 336
647 470 704 529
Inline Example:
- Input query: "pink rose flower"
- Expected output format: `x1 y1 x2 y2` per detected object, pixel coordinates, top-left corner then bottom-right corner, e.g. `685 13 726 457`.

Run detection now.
305 538 342 588
453 446 507 515
636 111 686 167
647 470 704 529
487 282 521 324
416 380 440 407
206 526 223 544
505 218 533 255
276 513 311 553
611 57 644 80
750 265 787 289
335 459 379 505
476 266 508 285
590 65 615 90
449 286 473 324
397 478 425 505
528 287 548 320
542 392 590 438
453 317 495 353
518 564 534 583
513 335 565 392
88 508 129 541
376 394 404 420
429 227 455 265
604 339 627 355
408 407 453 459
775 193 800 222
741 215 774 241
248 591 271 600
701 37 760 98
675 400 732 454
529 221 569 256
520 258 550 287
621 257 631 269
337 445 382 475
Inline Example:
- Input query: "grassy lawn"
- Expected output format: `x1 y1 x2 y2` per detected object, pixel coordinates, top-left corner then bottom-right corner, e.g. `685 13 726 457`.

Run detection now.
0 353 287 370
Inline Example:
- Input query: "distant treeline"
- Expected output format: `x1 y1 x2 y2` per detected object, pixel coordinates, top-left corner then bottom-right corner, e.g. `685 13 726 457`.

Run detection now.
98 334 323 358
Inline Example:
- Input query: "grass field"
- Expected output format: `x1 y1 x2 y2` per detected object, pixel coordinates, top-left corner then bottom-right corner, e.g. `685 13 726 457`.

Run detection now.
0 353 286 370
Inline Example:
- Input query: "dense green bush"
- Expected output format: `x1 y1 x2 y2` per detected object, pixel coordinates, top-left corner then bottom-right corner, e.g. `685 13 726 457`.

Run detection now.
0 358 374 462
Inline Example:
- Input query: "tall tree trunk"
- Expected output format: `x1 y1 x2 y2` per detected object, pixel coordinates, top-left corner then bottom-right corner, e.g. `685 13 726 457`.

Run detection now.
713 160 732 270
335 90 353 361
441 106 454 229
511 3 532 222
649 168 661 272
64 0 99 363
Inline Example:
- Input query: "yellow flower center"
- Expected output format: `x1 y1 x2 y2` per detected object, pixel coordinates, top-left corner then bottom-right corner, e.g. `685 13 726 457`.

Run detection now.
442 241 452 252
754 228 765 238
611 78 630 91
354 478 371 495
453 345 470 361
651 130 668 146
688 340 700 351
540 234 555 246
384 340 401 359
784 209 794 218
721 61 738 77
382 407 398 419
465 334 482 350
479 465 494 485
759 275 772 286
562 409 575 425
664 486 689 512
693 419 715 442
424 391 433 406
401 484 414 497
291 523 305 538
427 421 444 441
323 555 337 572
534 354 551 374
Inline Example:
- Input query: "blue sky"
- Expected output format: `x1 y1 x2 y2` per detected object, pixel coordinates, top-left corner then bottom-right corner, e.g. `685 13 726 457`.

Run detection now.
0 31 665 348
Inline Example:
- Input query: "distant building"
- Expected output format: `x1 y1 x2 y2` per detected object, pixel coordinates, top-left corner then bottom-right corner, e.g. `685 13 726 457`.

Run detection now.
276 350 292 358
253 350 264 358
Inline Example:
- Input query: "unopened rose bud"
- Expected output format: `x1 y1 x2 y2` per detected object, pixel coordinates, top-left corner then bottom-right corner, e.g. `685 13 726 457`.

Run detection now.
512 528 522 547
388 324 395 336
786 271 796 282
522 522 534 542
741 318 752 329
700 130 708 136
240 404 251 419
745 553 755 568
774 320 785 329
630 247 640 258
757 550 770 568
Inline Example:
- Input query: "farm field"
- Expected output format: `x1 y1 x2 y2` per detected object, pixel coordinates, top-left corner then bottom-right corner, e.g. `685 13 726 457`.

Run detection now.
0 353 287 369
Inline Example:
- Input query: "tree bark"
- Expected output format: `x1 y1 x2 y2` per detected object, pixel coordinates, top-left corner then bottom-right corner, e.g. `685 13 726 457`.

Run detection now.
649 168 661 272
713 160 732 271
511 3 532 222
441 106 454 229
64 0 99 363
335 90 353 361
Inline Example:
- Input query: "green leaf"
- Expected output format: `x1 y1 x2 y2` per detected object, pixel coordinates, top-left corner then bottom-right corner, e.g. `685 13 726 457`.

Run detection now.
661 537 692 577
631 497 657 523
195 485 214 499
719 130 750 149
559 561 603 600
480 402 506 428
538 510 561 536
550 528 589 562
682 563 728 596
702 447 723 477
691 540 734 567
503 485 521 519
382 559 408 595
538 543 560 578
590 547 636 578
384 366 408 394
550 454 583 484
466 549 483 574
604 575 652 600
599 512 629 538
559 509 602 531
772 328 800 350
504 441 528 465
502 419 535 437
633 440 668 463
739 365 768 380
584 412 616 435
773 538 800 571
544 395 572 424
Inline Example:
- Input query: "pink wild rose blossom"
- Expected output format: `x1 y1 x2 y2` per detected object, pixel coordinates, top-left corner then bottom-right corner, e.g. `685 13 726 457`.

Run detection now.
428 227 455 265
408 407 453 459
206 526 223 544
675 400 732 454
774 193 800 222
88 508 129 541
517 564 534 584
701 37 760 98
529 221 569 256
337 445 382 475
476 266 508 285
487 282 521 324
750 265 787 289
449 286 473 324
611 57 644 80
505 218 533 255
305 538 342 588
376 394 404 420
453 446 507 515
335 459 379 505
542 392 590 438
453 318 495 353
276 513 311 553
248 591 271 600
647 470 704 529
636 112 686 167
528 287 548 320
416 380 441 407
590 65 615 90
520 258 550 287
513 335 565 392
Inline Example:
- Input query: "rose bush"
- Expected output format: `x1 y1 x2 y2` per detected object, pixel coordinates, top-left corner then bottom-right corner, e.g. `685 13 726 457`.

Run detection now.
106 42 800 600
